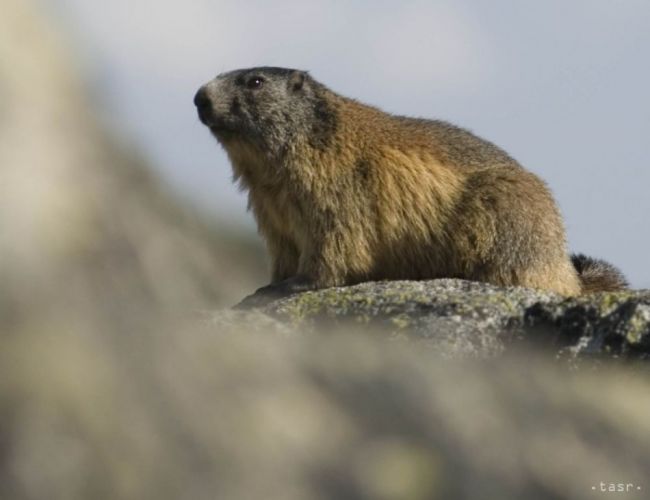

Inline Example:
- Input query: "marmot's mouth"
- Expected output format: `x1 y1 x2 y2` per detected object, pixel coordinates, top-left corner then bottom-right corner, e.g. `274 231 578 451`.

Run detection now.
197 109 237 135
208 119 237 134
197 108 220 126
208 121 241 141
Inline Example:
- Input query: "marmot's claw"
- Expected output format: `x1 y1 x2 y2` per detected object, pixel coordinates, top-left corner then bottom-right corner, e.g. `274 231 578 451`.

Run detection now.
234 276 315 309
234 291 279 309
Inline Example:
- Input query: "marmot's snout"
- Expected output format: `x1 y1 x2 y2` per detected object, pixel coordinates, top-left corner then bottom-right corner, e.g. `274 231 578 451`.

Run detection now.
194 86 213 125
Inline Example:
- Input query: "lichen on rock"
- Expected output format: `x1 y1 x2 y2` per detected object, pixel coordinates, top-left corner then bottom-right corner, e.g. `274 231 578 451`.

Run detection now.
228 279 650 360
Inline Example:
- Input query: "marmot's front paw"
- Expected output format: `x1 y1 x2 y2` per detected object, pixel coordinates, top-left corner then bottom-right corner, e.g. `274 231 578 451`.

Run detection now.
235 276 315 309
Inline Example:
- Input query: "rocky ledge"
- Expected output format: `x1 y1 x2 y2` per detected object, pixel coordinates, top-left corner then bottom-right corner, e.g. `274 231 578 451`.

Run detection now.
220 279 650 361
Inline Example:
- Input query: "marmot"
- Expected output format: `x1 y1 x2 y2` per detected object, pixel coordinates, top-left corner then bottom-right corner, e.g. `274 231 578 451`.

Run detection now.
194 66 627 300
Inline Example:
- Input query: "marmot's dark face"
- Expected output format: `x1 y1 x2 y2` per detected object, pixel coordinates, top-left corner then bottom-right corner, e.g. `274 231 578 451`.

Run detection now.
194 66 337 155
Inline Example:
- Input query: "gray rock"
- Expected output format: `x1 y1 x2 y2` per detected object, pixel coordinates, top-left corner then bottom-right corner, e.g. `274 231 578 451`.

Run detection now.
233 279 650 360
526 292 650 360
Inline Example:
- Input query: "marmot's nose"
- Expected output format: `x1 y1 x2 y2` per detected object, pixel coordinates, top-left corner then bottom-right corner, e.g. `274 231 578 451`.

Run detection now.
194 87 212 111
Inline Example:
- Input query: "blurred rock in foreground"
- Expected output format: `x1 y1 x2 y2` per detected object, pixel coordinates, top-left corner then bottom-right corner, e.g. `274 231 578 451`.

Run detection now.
0 0 266 323
3 316 650 500
2 1 650 499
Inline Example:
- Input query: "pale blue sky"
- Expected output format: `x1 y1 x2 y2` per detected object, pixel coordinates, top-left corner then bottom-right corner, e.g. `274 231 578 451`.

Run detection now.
46 0 649 287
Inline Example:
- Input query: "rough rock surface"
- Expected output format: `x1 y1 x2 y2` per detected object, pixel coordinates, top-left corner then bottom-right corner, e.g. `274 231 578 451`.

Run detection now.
230 279 650 361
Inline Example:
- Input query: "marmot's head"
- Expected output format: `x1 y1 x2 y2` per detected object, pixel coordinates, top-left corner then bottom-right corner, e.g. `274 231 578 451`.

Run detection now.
194 67 337 156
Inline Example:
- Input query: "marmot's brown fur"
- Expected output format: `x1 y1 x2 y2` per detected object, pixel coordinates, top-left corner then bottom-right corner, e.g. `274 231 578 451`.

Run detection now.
194 67 627 299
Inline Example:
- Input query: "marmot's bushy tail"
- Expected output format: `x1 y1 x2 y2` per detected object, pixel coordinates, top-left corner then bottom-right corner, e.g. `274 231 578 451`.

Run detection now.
571 253 628 293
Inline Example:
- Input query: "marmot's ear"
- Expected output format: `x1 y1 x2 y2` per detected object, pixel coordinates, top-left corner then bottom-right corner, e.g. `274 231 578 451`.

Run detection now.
289 71 305 92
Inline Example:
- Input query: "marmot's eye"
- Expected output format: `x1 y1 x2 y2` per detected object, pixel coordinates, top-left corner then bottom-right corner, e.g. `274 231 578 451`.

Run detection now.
247 77 264 89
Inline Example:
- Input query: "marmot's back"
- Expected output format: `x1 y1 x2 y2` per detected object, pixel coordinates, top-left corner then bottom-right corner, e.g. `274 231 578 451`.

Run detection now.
194 66 627 299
